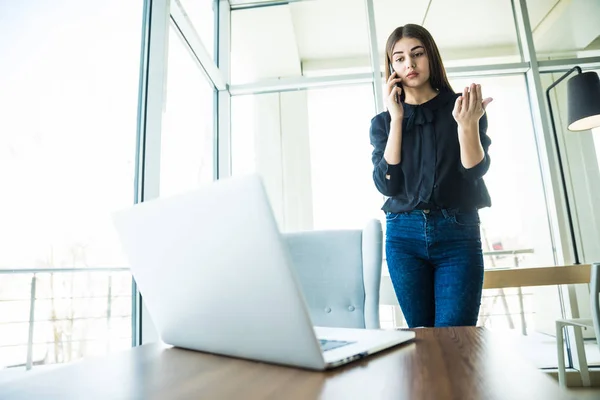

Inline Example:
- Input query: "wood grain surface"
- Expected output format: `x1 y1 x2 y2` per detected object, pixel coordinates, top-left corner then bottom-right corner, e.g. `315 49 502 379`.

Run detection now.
0 327 575 400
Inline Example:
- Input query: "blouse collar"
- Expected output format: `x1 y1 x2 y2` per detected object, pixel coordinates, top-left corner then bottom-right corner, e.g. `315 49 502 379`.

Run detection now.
402 90 456 130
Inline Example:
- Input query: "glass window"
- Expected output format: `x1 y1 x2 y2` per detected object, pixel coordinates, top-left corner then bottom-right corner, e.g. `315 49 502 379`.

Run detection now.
230 76 568 367
0 0 142 369
306 85 380 230
231 76 558 264
160 24 215 197
528 0 600 60
231 84 379 231
380 75 560 341
231 94 258 177
176 0 217 60
231 0 371 83
444 75 561 347
541 67 600 264
540 67 600 369
375 0 521 69
449 75 555 269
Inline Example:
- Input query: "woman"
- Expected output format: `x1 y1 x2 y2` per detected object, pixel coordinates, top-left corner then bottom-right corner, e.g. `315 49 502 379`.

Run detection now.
369 24 493 328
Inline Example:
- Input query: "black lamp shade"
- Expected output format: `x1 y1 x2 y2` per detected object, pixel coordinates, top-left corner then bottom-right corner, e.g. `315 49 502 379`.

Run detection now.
567 71 600 131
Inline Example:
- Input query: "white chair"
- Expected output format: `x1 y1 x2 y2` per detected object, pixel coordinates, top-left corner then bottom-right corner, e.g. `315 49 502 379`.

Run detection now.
556 262 600 387
282 219 383 329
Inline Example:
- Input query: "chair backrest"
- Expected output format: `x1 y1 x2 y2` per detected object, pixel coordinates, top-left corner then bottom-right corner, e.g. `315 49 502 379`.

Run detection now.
282 219 383 329
591 262 600 350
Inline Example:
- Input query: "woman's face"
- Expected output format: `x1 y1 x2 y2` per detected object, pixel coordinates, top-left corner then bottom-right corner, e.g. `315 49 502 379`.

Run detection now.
390 37 430 89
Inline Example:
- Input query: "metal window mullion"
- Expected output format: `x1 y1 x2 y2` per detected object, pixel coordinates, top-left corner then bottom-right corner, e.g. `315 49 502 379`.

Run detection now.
365 0 384 114
446 62 530 77
217 0 232 179
133 0 171 347
131 0 153 348
137 0 169 205
230 0 308 11
170 0 226 90
228 62 535 97
512 0 579 371
512 0 563 265
229 73 374 96
538 57 600 73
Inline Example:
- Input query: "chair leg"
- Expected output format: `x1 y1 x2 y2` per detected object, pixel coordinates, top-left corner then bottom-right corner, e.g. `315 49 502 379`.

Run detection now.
516 287 527 335
556 321 567 388
498 289 515 330
573 326 591 387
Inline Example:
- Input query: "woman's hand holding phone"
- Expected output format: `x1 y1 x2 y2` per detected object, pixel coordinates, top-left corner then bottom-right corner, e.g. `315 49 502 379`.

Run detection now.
386 71 403 121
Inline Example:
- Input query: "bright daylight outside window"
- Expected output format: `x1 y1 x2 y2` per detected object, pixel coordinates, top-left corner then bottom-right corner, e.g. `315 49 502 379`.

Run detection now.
449 75 557 339
0 0 142 370
159 23 215 198
306 85 380 230
231 85 379 232
177 0 216 60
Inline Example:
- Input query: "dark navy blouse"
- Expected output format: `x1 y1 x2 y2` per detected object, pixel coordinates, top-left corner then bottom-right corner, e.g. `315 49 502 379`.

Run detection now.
369 90 492 213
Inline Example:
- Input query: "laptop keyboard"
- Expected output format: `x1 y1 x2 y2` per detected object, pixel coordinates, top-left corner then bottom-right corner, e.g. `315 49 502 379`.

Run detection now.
319 339 354 352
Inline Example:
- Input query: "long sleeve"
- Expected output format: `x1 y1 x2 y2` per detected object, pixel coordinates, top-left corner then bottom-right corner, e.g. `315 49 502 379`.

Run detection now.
369 114 404 197
460 112 491 181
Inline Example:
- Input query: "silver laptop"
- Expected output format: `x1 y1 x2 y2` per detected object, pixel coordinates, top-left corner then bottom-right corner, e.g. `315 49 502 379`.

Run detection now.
112 174 414 370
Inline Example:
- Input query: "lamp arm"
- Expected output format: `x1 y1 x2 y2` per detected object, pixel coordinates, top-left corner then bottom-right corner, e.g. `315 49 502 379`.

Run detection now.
546 66 582 94
545 66 582 265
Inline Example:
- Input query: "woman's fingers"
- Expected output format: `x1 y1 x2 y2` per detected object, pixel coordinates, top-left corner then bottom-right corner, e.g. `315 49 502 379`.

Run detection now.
386 72 401 95
388 86 395 99
455 83 491 122
469 83 478 111
387 71 397 84
482 97 493 110
387 76 402 88
387 86 398 103
454 95 463 115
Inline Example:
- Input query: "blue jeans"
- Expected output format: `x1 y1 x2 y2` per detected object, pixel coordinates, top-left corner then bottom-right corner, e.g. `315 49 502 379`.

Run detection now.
385 209 484 328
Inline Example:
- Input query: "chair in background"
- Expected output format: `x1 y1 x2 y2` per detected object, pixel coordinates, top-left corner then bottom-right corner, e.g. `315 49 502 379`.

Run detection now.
282 219 383 329
556 262 600 387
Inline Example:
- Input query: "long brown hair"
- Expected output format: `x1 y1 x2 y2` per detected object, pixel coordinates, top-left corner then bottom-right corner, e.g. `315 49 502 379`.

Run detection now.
385 24 453 101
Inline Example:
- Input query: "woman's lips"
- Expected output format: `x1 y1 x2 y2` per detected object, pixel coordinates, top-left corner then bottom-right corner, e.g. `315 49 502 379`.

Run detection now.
406 72 419 79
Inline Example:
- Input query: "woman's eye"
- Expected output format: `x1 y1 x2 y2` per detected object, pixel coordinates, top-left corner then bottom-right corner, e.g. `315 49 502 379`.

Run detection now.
414 52 423 57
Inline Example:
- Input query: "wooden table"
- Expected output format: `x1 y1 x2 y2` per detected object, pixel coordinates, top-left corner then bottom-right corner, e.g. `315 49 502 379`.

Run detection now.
0 327 574 400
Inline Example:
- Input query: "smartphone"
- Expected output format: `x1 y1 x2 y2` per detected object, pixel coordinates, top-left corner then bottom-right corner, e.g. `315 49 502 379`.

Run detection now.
389 63 402 103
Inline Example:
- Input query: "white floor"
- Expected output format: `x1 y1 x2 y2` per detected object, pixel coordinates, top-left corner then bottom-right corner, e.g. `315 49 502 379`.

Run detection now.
0 363 66 387
503 330 600 369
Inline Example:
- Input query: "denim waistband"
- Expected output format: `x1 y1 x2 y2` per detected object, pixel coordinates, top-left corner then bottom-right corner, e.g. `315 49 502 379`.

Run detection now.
388 208 477 218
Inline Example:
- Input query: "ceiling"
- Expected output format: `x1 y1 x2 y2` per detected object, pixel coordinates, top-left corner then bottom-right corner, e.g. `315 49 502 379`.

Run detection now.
230 0 600 83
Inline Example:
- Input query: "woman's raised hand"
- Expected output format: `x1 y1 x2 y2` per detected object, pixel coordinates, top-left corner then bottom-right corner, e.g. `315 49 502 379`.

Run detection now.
452 83 493 129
